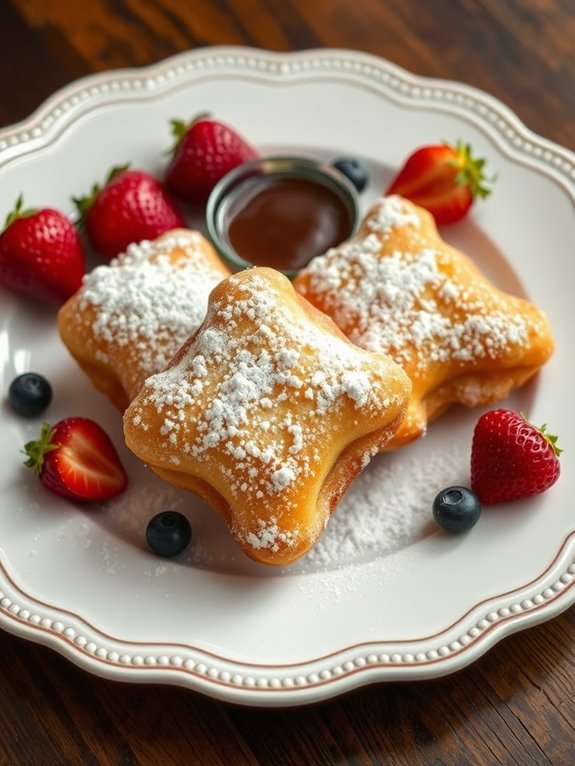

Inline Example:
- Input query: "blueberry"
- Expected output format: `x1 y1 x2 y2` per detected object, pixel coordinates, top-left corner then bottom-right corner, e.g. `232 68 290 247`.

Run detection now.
8 372 53 417
146 511 192 557
433 486 481 534
331 157 369 192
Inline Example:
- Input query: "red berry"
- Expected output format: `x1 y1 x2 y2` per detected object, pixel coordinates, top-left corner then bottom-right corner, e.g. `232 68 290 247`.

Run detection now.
23 418 128 502
470 409 561 504
0 196 85 304
165 115 258 207
386 141 493 225
74 166 186 260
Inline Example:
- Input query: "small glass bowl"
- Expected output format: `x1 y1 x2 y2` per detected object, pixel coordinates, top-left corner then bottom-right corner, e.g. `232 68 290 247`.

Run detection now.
205 155 360 278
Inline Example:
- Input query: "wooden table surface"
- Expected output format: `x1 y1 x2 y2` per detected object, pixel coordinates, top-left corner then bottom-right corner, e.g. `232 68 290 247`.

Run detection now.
1 1 574 764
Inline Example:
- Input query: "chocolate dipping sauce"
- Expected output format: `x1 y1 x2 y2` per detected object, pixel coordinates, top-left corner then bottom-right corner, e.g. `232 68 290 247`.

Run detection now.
225 175 354 272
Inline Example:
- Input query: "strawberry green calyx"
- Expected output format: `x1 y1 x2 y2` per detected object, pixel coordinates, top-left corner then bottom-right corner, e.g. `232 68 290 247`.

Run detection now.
3 195 38 232
22 422 58 475
448 141 494 200
72 164 130 224
169 119 189 143
520 410 563 457
167 112 211 155
539 423 563 457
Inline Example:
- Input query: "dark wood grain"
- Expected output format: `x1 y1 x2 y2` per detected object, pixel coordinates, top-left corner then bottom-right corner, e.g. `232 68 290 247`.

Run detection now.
1 0 574 764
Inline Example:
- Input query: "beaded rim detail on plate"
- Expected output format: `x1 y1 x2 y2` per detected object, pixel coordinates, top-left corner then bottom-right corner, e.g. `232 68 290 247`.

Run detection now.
0 48 574 197
0 543 574 698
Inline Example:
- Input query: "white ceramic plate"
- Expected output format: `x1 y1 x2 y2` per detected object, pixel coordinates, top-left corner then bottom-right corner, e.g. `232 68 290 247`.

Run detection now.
1 47 574 707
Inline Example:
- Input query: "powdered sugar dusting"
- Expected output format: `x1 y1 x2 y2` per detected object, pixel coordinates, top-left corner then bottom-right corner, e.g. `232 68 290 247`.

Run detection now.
302 438 466 569
77 231 227 391
296 196 531 377
246 517 299 552
127 268 409 556
367 193 420 232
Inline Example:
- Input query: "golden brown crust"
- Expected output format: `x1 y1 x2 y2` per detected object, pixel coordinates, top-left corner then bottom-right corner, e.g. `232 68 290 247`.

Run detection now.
58 229 230 409
124 267 411 566
294 196 554 448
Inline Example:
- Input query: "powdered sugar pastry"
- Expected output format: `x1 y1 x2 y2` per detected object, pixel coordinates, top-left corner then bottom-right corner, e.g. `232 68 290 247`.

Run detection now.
78 231 227 379
296 196 530 375
124 267 411 565
294 196 554 449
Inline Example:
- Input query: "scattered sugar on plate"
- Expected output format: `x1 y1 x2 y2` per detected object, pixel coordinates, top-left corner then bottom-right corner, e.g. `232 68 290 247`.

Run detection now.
95 436 466 574
302 437 467 570
101 536 125 575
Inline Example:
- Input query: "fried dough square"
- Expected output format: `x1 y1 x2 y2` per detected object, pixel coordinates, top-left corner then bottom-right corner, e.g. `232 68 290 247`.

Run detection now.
294 196 554 448
123 267 411 565
58 229 230 410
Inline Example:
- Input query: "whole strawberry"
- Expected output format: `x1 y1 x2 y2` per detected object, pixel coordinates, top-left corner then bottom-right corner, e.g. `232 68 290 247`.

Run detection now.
471 409 561 504
0 196 85 304
74 166 186 260
23 418 128 502
165 114 259 206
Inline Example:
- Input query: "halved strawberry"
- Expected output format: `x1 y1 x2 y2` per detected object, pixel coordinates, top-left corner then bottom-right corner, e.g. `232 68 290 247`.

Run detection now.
386 141 493 225
23 418 128 501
